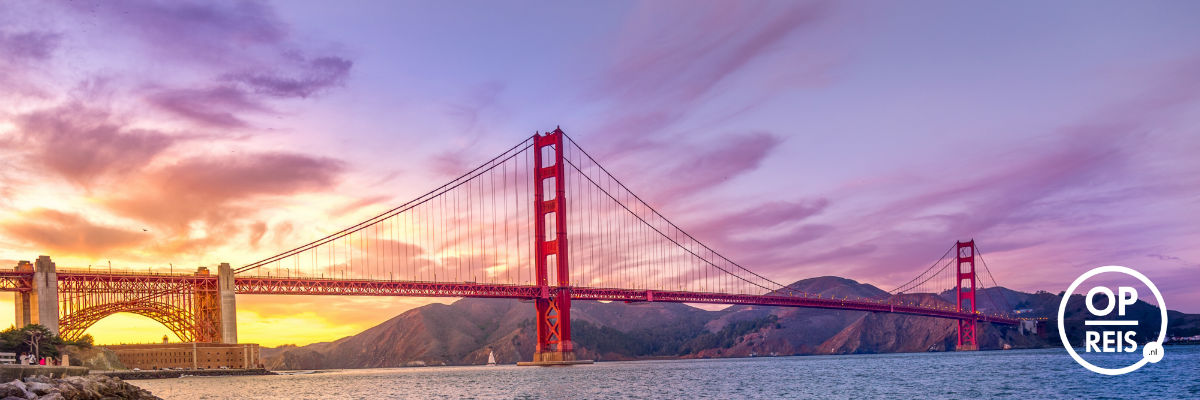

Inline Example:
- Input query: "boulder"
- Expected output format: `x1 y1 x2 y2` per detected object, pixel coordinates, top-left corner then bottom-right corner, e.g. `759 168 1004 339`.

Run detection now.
25 382 53 396
0 381 30 399
0 375 158 400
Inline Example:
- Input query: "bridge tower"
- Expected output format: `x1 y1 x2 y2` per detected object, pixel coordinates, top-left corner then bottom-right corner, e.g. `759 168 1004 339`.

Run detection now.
12 256 59 334
528 128 578 364
192 267 223 343
218 263 238 344
956 240 978 351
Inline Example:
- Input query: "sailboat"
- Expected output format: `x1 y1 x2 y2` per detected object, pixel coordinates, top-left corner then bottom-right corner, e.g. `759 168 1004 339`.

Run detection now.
487 351 497 366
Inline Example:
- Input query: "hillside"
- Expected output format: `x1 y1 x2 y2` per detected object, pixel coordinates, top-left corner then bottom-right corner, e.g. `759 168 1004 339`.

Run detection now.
262 276 1199 370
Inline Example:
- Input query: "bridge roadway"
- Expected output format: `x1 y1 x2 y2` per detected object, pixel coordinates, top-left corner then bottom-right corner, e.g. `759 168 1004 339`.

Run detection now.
0 269 1018 325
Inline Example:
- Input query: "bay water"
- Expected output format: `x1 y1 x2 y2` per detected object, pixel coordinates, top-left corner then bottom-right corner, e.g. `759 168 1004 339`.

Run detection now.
130 346 1200 399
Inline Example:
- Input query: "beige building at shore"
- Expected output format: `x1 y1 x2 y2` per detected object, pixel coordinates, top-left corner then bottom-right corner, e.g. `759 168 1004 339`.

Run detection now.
107 342 261 370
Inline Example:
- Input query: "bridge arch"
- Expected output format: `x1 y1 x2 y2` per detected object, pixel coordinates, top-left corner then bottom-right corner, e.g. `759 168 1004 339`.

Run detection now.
58 301 199 342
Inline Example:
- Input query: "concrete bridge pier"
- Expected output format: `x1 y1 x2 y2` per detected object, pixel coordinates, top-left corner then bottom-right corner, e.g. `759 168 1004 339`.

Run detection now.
218 263 237 344
12 261 32 328
12 256 58 334
34 256 58 334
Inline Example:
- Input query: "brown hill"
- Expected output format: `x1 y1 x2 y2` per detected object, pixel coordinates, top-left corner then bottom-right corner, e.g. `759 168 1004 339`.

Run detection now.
262 297 722 369
815 293 1046 354
818 293 958 354
695 276 890 357
265 298 532 369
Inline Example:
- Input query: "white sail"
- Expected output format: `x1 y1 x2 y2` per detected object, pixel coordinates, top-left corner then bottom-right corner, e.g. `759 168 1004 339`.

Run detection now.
487 351 497 365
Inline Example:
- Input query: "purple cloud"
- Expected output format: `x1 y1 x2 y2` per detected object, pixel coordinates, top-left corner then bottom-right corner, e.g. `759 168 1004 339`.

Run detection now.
445 82 505 133
0 30 61 61
601 2 828 107
551 2 836 215
147 86 267 128
12 103 177 185
777 123 1194 293
0 30 62 96
686 199 832 265
61 0 287 64
584 1 832 154
226 56 353 99
655 131 783 200
58 0 352 128
658 53 1200 294
815 126 1133 282
694 199 830 235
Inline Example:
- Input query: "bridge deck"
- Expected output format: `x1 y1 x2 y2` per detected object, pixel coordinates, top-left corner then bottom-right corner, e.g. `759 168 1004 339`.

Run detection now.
0 271 1018 325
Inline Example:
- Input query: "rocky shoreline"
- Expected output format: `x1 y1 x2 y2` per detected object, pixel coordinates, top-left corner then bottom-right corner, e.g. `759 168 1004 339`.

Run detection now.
0 375 158 400
102 368 274 380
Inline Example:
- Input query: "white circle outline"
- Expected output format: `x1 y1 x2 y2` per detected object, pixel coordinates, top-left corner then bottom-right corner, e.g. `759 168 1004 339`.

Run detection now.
1057 265 1167 376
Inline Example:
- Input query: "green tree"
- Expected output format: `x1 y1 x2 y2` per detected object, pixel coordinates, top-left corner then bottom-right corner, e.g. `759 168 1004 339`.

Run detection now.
0 326 22 353
65 333 95 348
0 325 66 360
22 324 59 360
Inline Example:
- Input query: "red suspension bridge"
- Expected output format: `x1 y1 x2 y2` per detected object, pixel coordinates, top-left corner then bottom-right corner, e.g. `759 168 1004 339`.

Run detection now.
3 128 1019 362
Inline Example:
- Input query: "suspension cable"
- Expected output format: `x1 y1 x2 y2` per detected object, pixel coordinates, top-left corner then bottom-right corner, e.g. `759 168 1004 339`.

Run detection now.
237 138 534 274
888 244 955 294
972 243 1009 315
560 142 803 296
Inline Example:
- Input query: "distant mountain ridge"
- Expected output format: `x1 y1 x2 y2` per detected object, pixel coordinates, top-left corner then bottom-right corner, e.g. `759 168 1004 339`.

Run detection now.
262 276 1200 369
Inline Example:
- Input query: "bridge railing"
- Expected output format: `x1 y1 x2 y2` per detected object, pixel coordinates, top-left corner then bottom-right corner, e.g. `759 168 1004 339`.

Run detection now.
54 267 206 277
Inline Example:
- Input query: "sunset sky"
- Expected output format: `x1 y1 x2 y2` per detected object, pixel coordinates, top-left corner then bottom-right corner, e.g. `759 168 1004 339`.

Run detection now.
1 1 1198 347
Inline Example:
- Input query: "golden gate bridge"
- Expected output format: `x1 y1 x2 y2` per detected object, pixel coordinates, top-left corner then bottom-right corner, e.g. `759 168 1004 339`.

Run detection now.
0 128 1019 364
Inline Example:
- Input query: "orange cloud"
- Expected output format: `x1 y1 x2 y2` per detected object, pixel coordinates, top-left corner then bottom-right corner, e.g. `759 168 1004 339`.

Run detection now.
99 152 345 256
1 208 150 258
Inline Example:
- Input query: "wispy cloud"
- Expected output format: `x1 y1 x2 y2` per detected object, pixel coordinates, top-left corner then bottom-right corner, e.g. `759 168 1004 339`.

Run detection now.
765 54 1200 289
0 30 61 62
585 1 832 153
96 152 343 256
1 209 149 258
0 29 62 96
54 0 353 130
147 86 269 128
560 1 836 212
225 55 353 99
106 152 344 227
656 132 783 200
60 0 288 64
11 103 178 186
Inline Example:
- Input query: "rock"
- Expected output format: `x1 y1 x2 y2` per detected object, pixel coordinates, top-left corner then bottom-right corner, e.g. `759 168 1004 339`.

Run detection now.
19 377 46 385
51 384 79 400
2 375 158 400
0 381 31 400
24 382 52 396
